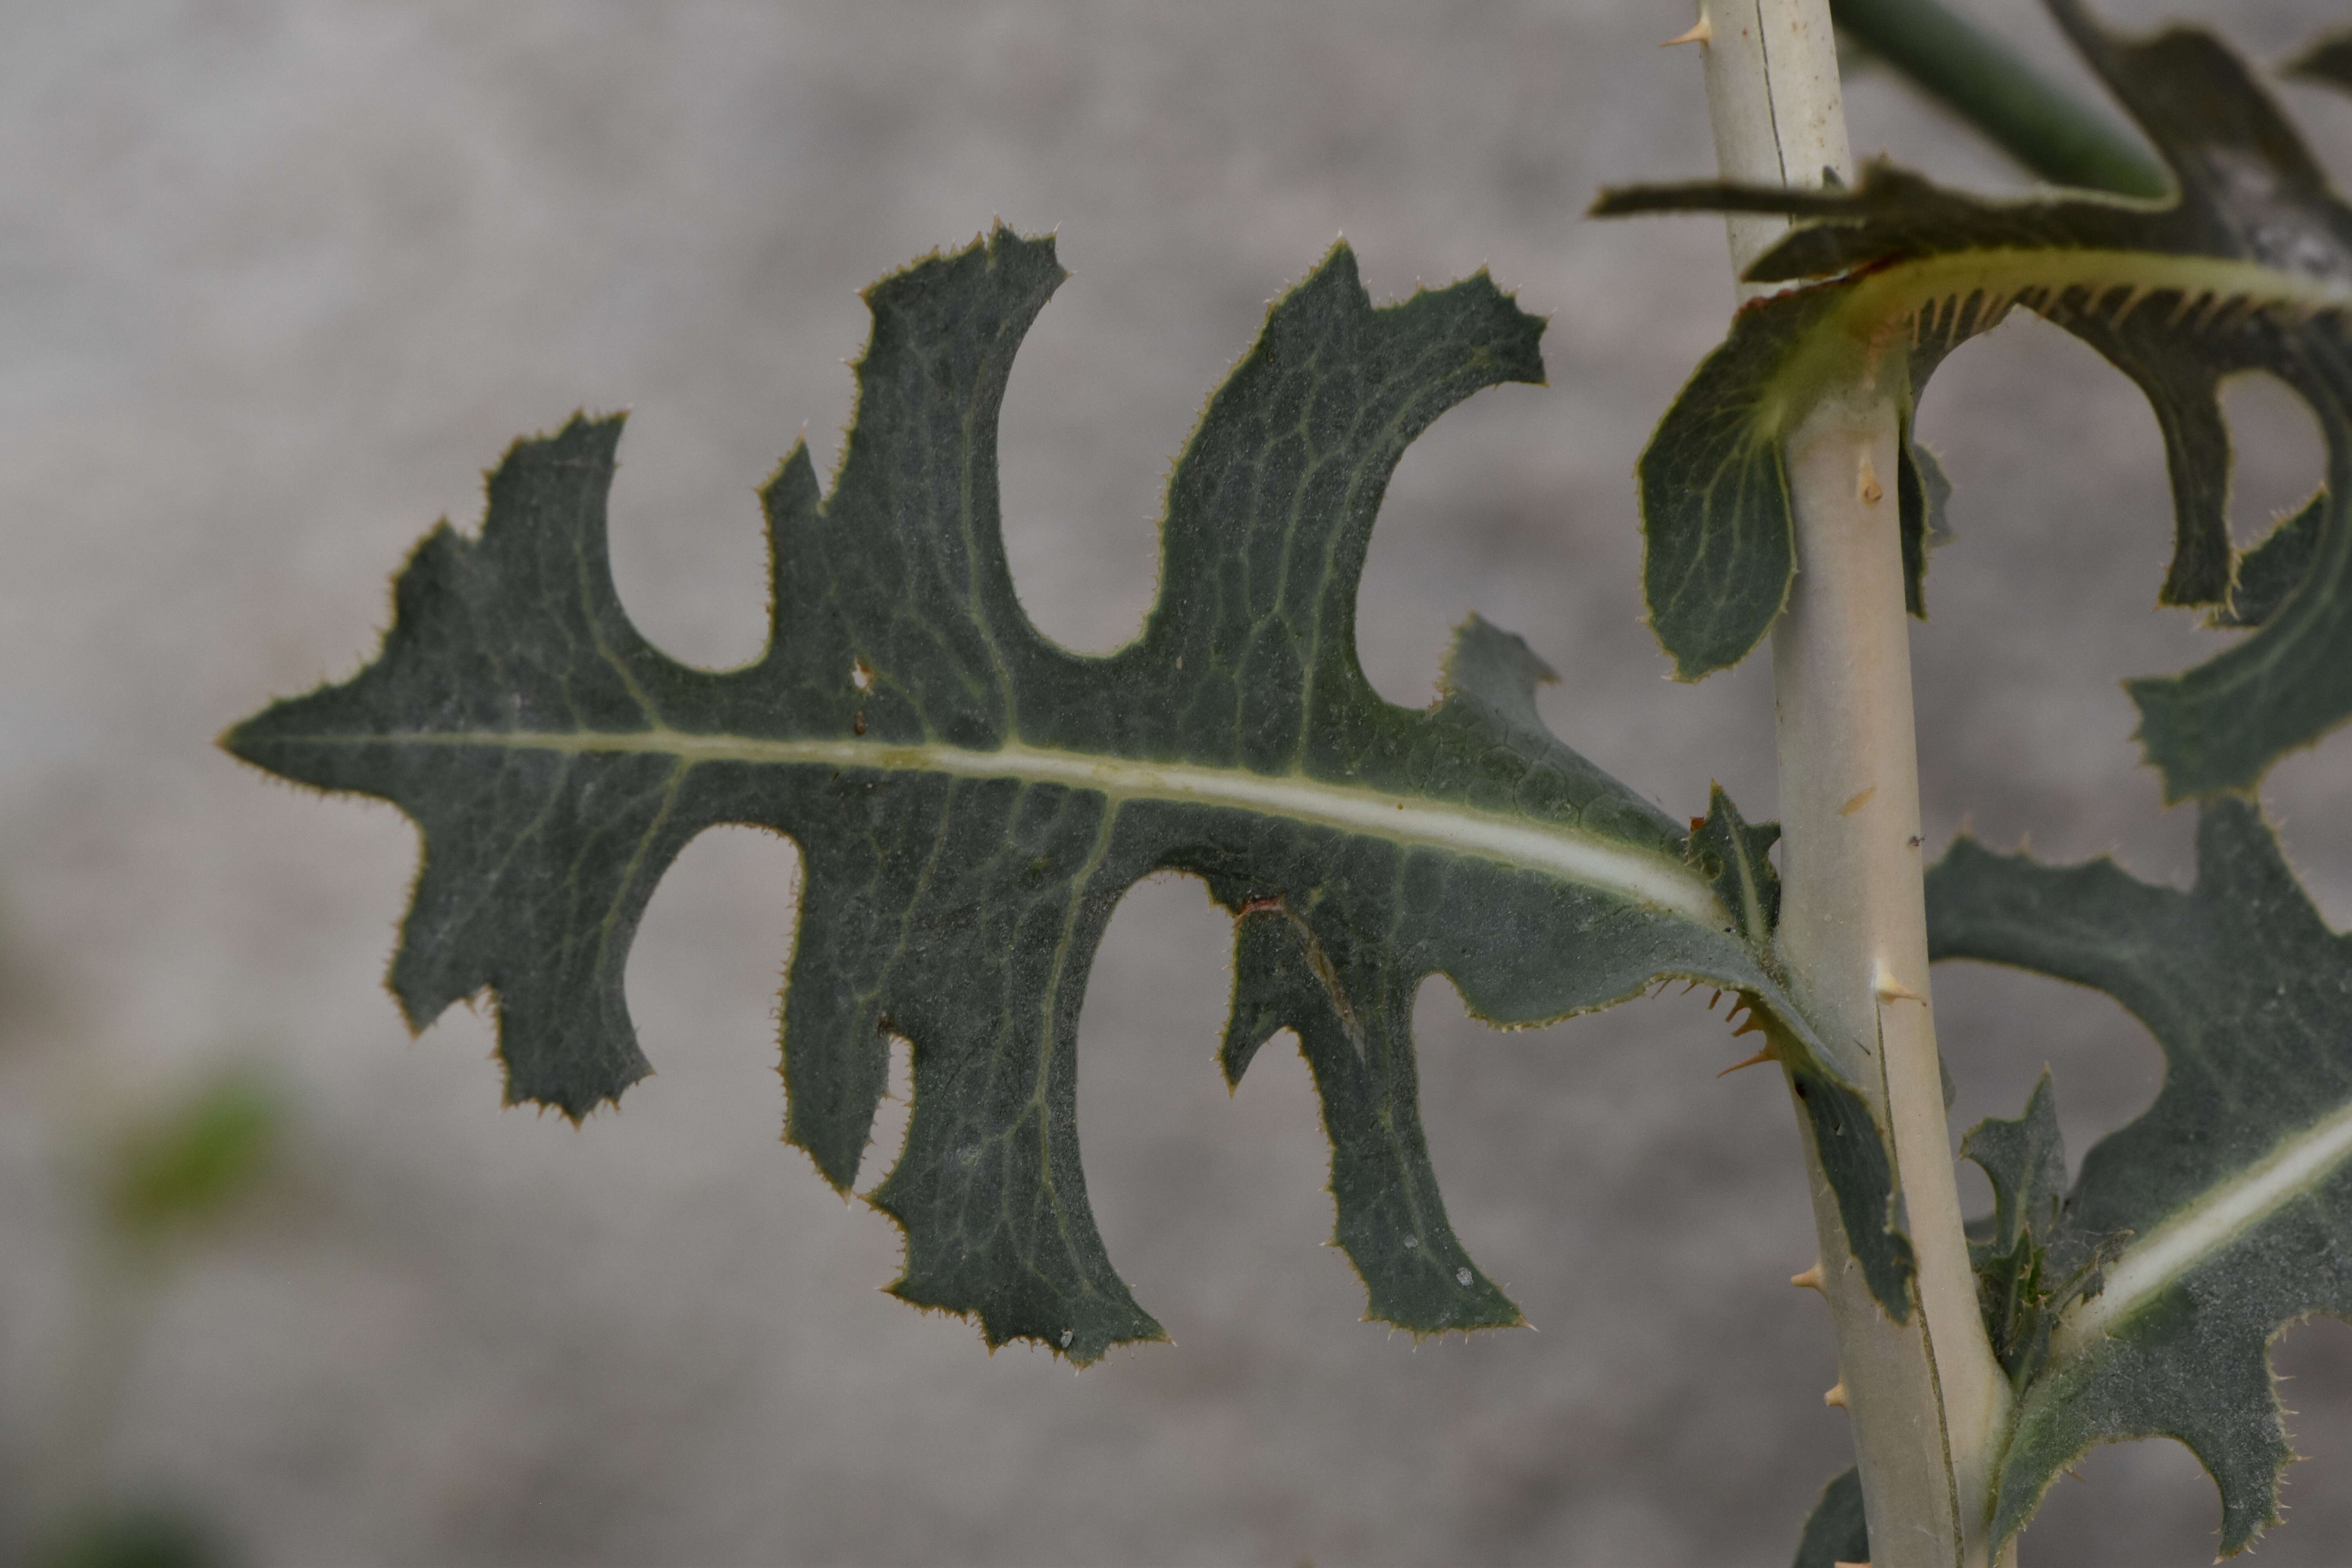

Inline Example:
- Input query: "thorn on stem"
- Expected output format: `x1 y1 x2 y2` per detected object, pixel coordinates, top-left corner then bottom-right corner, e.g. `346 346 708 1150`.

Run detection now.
1717 1045 1776 1077
1823 1381 1849 1409
1661 13 1711 46
1791 1262 1824 1291
1874 964 1928 1005
1838 786 1875 817
1858 453 1883 506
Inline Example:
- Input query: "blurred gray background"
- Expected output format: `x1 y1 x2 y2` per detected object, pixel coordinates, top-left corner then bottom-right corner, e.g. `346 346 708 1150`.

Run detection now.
3 0 2351 1563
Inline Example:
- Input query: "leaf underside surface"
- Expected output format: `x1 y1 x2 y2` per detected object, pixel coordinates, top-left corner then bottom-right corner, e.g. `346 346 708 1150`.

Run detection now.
1598 0 2352 801
227 230 1907 1360
1929 800 2352 1554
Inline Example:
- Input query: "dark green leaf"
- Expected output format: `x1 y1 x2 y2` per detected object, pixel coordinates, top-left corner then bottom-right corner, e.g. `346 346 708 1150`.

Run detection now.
1929 800 2352 1553
1630 288 1816 679
1895 322 1967 621
1791 1465 1868 1568
1688 782 1781 950
1959 1070 2096 1386
1795 1051 1918 1323
1897 430 1953 620
228 230 1898 1359
1597 0 2352 797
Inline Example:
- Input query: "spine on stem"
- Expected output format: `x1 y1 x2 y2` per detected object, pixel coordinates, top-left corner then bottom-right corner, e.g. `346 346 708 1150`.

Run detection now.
1676 4 2009 1563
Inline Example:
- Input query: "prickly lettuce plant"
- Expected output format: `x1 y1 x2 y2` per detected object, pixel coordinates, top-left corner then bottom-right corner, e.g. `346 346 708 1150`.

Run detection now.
226 0 2352 1561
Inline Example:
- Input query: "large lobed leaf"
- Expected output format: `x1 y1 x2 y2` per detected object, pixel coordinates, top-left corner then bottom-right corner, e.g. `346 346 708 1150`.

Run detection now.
1929 800 2352 1554
227 229 1903 1361
1596 0 2352 801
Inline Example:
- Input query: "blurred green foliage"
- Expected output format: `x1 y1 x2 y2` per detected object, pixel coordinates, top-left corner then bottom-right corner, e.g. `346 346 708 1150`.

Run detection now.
99 1067 282 1248
38 1504 224 1568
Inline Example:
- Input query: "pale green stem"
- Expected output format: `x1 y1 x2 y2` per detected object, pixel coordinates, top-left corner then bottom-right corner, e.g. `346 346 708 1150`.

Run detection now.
1677 2 2012 1563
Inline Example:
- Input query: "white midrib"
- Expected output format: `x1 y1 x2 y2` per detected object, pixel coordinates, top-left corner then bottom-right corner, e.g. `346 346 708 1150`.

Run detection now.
334 727 1729 927
2051 1096 2352 1361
